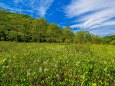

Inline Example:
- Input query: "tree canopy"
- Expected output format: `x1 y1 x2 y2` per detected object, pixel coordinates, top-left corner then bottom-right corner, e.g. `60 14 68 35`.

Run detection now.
0 9 114 44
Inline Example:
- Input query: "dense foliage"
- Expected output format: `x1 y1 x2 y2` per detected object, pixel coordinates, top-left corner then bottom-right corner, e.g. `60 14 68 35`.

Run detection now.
0 9 115 44
0 42 115 85
0 9 104 43
103 35 115 45
0 10 74 43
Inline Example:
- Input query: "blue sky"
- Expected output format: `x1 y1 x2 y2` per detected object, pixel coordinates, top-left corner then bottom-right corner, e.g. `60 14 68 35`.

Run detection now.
0 0 115 36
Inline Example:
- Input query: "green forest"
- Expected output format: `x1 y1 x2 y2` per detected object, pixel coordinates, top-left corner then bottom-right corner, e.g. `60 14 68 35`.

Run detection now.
0 9 115 44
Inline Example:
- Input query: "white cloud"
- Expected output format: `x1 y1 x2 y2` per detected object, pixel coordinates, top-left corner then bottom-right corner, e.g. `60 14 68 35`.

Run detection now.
65 0 115 36
0 0 54 17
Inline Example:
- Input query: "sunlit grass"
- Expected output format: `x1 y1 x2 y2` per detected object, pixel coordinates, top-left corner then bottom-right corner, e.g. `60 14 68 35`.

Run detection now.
0 42 115 85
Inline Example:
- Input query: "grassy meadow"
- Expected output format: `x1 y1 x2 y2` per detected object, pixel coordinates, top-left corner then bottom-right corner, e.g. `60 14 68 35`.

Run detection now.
0 42 115 86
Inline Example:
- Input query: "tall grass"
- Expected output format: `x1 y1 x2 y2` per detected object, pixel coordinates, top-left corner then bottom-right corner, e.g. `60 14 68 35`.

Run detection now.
0 42 115 86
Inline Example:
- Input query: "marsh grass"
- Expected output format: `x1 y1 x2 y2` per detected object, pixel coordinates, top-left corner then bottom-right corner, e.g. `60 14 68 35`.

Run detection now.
0 42 115 86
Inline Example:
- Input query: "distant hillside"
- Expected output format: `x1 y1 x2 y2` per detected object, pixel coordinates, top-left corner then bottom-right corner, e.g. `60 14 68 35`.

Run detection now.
103 35 115 45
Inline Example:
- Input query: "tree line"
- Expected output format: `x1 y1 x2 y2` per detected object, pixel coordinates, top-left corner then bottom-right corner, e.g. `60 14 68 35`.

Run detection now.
0 9 115 44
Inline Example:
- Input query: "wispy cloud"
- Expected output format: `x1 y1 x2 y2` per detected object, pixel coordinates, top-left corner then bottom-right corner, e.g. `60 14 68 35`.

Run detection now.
65 0 115 36
0 2 28 13
89 26 115 37
0 0 54 17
